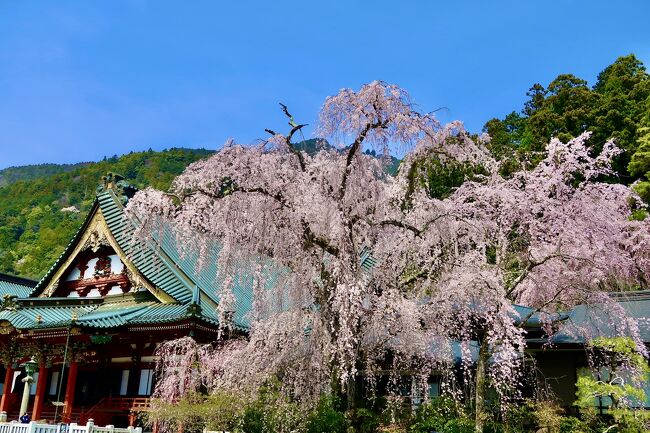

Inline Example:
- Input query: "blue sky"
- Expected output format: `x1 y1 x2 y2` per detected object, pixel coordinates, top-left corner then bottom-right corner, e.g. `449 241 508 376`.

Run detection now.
0 0 648 169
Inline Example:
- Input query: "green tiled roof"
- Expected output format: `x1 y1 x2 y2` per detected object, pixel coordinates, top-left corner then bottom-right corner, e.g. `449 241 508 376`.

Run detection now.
98 191 195 304
360 247 377 273
10 189 253 331
98 190 252 328
0 274 36 299
0 304 98 329
0 290 220 331
75 303 153 328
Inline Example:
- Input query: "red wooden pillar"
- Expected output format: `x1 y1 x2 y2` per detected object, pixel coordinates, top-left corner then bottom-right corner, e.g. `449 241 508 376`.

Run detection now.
31 362 49 420
62 361 78 423
0 365 13 412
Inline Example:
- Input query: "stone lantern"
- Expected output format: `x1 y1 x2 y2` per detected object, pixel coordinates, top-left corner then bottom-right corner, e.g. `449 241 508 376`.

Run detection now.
18 358 38 419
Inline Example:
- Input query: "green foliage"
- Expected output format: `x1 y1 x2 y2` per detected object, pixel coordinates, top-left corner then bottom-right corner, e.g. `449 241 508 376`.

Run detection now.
575 337 650 432
629 103 650 202
0 147 213 279
418 159 487 200
241 379 304 433
146 390 645 433
410 397 473 433
354 408 380 433
558 416 590 433
146 391 248 433
148 382 308 433
628 209 648 221
485 244 497 265
483 54 650 191
0 162 91 187
305 395 348 433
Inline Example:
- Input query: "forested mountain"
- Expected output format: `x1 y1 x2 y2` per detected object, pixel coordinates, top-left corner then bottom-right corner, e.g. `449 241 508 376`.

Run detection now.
0 148 213 279
483 54 650 200
0 162 93 187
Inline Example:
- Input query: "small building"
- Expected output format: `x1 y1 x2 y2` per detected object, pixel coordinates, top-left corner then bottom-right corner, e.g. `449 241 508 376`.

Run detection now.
525 291 650 409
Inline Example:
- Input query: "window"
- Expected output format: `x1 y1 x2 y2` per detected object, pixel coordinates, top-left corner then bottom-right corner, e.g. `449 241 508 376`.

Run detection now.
29 373 39 395
138 369 153 395
49 372 60 395
428 381 440 398
120 370 130 396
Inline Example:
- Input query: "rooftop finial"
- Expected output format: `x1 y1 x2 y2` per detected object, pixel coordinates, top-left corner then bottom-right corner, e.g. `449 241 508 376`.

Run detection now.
102 172 125 191
96 172 138 203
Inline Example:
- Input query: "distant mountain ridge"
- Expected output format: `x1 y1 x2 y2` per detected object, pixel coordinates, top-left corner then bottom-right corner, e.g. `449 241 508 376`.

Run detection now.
0 162 92 187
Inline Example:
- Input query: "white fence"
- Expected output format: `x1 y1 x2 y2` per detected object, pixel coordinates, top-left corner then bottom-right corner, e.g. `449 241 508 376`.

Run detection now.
0 420 142 433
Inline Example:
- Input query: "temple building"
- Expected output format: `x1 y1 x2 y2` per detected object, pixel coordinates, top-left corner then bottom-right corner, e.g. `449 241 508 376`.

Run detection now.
0 177 249 427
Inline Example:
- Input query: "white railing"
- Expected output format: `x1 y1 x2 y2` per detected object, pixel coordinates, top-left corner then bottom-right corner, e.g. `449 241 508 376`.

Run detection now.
0 423 63 433
69 420 142 433
0 420 142 433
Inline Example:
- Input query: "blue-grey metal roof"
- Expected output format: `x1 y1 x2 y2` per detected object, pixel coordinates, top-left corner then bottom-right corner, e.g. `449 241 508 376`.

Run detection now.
0 274 36 298
549 291 650 344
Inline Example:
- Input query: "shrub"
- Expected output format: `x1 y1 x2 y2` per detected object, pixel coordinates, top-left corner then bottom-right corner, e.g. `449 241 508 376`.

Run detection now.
558 416 589 433
305 395 348 433
409 397 472 433
355 408 380 433
441 418 475 433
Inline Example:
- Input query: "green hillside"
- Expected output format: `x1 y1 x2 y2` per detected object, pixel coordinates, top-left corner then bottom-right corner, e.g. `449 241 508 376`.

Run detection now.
0 162 93 187
0 148 213 279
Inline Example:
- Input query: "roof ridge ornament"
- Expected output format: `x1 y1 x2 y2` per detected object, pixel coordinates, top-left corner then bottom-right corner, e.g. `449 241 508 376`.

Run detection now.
96 172 138 204
0 294 19 311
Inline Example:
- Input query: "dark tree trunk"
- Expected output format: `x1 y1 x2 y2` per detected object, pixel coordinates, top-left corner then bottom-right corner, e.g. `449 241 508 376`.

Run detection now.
475 335 490 433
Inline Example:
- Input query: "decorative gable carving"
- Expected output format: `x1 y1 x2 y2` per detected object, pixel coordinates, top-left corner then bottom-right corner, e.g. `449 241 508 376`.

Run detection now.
83 230 111 253
55 246 131 298
39 207 174 303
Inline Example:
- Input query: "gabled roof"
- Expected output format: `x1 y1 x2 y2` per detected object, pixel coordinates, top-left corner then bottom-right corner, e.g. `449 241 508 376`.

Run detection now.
1 187 252 332
94 190 251 328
